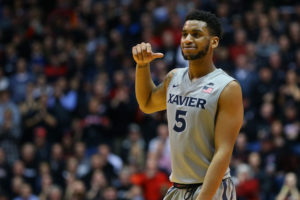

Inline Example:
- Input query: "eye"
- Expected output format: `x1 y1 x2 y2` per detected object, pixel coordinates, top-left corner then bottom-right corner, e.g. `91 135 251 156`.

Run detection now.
182 32 187 37
192 33 200 38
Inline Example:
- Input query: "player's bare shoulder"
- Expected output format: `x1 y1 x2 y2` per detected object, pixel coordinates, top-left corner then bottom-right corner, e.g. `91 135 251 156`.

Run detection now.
152 68 178 93
218 80 243 112
164 68 178 89
221 81 242 97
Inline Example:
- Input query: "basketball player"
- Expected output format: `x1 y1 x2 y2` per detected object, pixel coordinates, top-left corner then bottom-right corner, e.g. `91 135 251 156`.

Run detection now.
132 10 243 200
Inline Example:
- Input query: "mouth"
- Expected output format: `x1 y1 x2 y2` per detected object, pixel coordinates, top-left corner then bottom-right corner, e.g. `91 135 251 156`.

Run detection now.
183 46 197 50
182 45 197 49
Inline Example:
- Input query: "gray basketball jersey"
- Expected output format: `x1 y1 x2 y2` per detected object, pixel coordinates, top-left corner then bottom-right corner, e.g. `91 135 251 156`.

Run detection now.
166 67 235 184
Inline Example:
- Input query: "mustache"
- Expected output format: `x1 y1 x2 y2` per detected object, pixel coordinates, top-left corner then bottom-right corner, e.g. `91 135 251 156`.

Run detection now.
182 45 197 48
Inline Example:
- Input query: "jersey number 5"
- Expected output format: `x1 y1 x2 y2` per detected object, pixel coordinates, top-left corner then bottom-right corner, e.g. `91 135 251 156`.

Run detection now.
173 110 187 132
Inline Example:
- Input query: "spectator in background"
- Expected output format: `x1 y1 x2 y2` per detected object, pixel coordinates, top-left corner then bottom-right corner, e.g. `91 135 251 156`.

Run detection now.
251 66 275 109
232 133 250 165
268 7 285 35
152 60 168 84
23 93 57 143
0 88 21 164
20 143 38 190
276 172 300 200
38 173 53 200
64 179 86 200
248 152 277 199
67 49 90 81
234 53 257 97
98 143 123 175
235 163 260 200
63 174 77 200
121 124 146 169
268 52 285 85
0 148 11 194
148 123 171 175
13 183 39 200
279 69 300 105
102 186 119 200
49 144 65 187
216 2 232 44
288 22 300 52
12 160 25 179
278 35 293 65
9 58 35 104
158 30 177 69
229 29 247 62
33 127 50 161
82 97 110 148
108 70 136 143
36 162 52 196
115 167 134 200
32 74 53 99
68 180 86 200
0 69 9 93
61 133 74 159
214 47 234 74
19 83 37 142
48 77 78 133
44 54 68 82
30 42 46 75
291 49 300 74
256 28 279 59
74 142 90 179
63 157 79 183
83 154 115 189
121 185 144 200
86 170 108 200
10 176 24 199
0 108 21 165
46 185 63 200
3 44 18 76
131 157 170 200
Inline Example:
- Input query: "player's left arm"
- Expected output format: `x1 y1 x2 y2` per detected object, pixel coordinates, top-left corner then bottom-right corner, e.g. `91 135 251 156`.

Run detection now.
196 81 243 200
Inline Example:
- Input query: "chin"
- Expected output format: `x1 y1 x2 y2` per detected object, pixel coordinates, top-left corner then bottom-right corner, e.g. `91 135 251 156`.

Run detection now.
183 54 201 60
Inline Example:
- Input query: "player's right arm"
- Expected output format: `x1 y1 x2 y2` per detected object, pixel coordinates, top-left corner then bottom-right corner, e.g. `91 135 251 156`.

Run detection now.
133 42 176 114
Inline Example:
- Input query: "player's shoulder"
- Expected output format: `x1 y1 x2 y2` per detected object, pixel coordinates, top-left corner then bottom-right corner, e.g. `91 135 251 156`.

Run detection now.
163 67 186 89
165 68 183 81
167 67 187 79
225 80 241 90
220 80 242 101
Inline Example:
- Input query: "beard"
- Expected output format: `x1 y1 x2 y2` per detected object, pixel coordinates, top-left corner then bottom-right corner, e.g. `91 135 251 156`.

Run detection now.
181 41 210 60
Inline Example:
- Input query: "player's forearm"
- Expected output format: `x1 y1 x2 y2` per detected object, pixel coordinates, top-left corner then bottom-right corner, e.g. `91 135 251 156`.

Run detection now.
135 63 156 112
196 150 232 200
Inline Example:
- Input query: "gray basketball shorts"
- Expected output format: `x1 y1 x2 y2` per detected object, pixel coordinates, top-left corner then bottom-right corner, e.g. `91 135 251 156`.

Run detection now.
163 178 236 200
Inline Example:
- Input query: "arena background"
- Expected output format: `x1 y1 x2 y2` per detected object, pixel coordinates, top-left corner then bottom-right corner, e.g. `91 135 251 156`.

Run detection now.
0 0 299 199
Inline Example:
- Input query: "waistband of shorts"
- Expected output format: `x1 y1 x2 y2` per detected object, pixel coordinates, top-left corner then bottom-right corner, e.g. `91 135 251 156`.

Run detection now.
173 177 231 189
173 182 203 189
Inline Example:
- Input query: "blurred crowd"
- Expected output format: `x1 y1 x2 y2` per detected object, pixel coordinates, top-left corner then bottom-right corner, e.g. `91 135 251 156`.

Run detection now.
0 0 299 199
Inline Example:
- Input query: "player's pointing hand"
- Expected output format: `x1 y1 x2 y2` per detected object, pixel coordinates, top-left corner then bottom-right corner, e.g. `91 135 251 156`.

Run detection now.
132 42 164 66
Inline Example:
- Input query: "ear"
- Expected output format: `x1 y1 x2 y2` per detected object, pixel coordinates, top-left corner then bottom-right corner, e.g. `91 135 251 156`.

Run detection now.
211 36 219 49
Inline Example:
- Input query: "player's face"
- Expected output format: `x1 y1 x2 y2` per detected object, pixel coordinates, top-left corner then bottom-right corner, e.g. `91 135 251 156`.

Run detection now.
181 20 211 60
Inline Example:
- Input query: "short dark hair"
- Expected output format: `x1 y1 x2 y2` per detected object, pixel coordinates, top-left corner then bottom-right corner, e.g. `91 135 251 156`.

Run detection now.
185 10 222 39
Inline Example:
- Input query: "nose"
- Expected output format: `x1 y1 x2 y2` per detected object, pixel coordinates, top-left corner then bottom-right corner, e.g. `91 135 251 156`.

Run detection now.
183 34 193 44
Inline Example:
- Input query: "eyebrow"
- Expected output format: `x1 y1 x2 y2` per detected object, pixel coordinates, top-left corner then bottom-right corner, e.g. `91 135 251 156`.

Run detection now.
182 29 204 32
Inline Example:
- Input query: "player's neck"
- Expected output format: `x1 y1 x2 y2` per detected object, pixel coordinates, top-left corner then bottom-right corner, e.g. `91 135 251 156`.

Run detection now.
188 54 215 81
